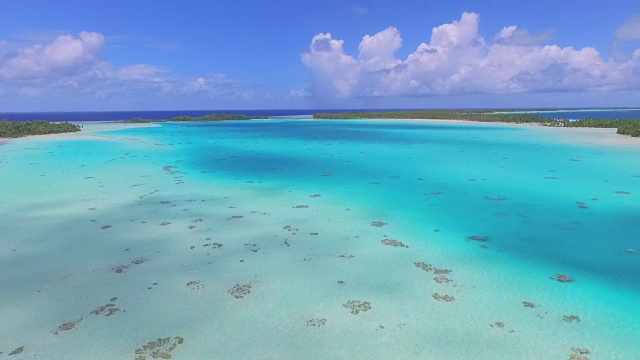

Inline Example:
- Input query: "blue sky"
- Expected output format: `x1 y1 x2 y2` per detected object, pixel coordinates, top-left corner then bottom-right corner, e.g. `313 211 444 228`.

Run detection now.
1 0 639 111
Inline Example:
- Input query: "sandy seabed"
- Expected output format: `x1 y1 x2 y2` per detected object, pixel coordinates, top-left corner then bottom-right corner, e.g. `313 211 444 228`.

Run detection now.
0 119 638 359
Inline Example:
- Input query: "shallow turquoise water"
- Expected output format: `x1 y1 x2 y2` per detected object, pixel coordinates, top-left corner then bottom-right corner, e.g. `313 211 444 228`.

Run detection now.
1 120 639 359
111 120 640 285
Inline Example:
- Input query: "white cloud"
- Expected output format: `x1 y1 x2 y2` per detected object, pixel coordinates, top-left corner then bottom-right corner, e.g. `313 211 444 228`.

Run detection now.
0 31 104 80
615 14 640 41
301 12 640 98
0 31 254 105
289 89 309 98
495 25 554 46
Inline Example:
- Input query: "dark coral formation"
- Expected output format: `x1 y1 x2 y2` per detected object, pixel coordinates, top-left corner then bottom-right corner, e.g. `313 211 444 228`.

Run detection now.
466 235 490 242
91 303 119 317
160 222 171 226
309 194 322 198
113 265 128 273
570 355 589 360
570 347 590 360
101 225 113 230
414 262 433 272
227 215 243 221
432 293 455 302
576 201 589 209
8 346 24 356
371 221 387 227
343 300 372 315
305 318 327 327
490 322 505 328
54 318 82 335
186 281 203 290
245 243 260 253
563 315 581 323
294 205 309 208
554 274 574 282
522 301 536 308
134 336 184 360
112 258 146 274
228 283 252 299
614 190 631 195
433 276 451 283
203 242 223 249
433 268 452 275
131 258 147 265
381 239 408 248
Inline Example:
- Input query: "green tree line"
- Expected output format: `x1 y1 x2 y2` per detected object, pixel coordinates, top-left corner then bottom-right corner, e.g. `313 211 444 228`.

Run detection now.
0 120 81 138
124 113 269 123
313 111 640 137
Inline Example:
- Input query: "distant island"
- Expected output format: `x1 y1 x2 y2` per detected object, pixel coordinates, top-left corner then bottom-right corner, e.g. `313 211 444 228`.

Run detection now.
0 113 269 139
0 120 81 138
124 113 269 123
313 110 640 137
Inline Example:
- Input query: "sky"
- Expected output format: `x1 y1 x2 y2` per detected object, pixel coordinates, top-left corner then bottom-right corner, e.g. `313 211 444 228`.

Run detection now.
1 0 640 111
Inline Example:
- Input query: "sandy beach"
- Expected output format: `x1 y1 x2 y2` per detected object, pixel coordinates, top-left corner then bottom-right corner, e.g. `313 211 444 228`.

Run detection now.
361 118 640 148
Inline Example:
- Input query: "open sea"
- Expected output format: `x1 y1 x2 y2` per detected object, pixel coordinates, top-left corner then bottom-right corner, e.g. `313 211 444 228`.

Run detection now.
1 108 640 122
0 118 639 359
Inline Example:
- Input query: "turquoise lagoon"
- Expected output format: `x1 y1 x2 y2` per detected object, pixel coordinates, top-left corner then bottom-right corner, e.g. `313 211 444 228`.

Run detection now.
0 120 639 359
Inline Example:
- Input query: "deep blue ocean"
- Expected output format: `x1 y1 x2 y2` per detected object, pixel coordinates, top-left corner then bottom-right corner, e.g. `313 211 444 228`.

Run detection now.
1 108 639 122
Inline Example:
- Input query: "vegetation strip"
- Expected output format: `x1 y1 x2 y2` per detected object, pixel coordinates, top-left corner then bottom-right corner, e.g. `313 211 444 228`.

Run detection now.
313 111 640 137
124 113 268 123
0 120 81 138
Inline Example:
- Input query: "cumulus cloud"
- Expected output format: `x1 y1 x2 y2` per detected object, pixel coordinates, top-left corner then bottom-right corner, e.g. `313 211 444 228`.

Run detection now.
0 31 253 105
0 31 104 80
301 12 640 98
495 26 554 46
615 14 640 41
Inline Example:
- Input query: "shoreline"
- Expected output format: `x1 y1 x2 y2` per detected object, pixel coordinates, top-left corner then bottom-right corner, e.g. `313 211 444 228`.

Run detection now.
0 122 159 146
348 118 640 148
2 118 639 149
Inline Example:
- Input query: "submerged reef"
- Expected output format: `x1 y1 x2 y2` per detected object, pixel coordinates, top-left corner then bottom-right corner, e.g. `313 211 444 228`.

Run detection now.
569 347 591 360
522 301 537 308
305 318 327 327
381 239 408 248
54 318 82 335
432 293 456 302
134 336 184 360
186 281 204 290
371 221 387 227
8 346 25 356
433 276 451 283
228 283 252 299
466 235 490 242
563 315 581 323
414 261 433 272
343 300 372 315
112 258 147 274
554 274 574 282
91 302 120 317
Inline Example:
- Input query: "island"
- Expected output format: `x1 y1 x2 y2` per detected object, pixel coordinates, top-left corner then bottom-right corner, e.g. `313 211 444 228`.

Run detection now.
124 113 269 123
0 120 81 138
313 110 640 137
